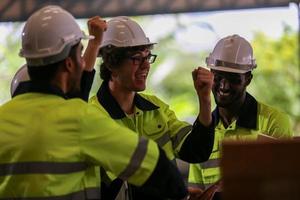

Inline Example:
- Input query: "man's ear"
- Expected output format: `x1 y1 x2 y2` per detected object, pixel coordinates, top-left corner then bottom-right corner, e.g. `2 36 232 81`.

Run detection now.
245 73 253 86
109 67 118 80
64 57 74 73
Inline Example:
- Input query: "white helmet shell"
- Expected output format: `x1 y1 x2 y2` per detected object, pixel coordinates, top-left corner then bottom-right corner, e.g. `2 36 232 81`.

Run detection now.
19 5 93 66
10 64 30 97
100 16 156 48
206 34 256 73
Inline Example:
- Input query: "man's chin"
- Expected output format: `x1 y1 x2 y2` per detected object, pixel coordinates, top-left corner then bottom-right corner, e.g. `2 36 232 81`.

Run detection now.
134 85 146 92
215 98 233 108
216 103 230 108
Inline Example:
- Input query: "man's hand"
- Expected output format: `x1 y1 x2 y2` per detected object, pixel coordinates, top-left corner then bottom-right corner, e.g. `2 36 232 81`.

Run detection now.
192 67 214 126
192 67 213 100
84 16 107 71
188 187 204 200
188 180 222 200
87 16 107 46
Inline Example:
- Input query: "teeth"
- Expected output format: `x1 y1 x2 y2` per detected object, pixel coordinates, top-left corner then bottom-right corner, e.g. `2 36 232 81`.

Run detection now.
219 91 229 96
137 73 147 78
136 74 146 79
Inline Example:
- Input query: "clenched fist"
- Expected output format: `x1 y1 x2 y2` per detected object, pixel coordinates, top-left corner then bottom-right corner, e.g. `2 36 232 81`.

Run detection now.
84 16 107 71
87 16 107 46
192 67 214 99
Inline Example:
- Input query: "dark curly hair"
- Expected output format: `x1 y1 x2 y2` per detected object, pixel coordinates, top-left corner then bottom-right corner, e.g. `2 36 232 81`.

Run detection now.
99 44 153 81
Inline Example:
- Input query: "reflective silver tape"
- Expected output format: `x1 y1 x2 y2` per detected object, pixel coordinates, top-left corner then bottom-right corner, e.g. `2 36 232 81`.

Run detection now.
155 133 170 147
0 187 100 200
200 158 220 169
118 136 149 180
0 162 88 176
172 125 192 149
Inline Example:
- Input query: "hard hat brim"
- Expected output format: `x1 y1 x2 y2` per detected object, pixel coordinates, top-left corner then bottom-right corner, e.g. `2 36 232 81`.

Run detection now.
207 65 251 74
100 41 156 49
82 31 95 40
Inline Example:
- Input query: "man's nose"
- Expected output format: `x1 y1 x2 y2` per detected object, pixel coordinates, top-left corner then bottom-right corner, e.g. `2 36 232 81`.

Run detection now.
219 78 230 90
140 59 150 69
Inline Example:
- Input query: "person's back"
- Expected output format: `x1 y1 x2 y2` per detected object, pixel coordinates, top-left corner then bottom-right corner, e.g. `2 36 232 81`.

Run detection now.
0 93 107 197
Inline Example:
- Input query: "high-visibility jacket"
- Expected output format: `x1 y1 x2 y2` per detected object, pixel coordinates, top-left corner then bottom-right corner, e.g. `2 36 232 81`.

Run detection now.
0 90 160 199
89 81 214 161
188 93 293 190
89 81 214 200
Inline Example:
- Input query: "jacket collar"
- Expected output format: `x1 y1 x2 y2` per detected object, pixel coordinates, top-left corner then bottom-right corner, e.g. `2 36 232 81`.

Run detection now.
12 81 31 98
25 81 69 99
97 81 159 119
212 92 258 129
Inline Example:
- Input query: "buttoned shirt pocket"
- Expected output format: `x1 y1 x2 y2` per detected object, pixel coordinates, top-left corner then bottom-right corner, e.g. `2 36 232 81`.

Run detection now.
143 118 167 137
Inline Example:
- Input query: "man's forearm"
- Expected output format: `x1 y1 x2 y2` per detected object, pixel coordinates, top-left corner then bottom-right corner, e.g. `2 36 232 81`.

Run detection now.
198 96 212 127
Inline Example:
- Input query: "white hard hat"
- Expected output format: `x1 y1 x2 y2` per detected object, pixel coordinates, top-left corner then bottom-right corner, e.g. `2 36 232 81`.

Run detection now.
206 34 256 73
100 16 156 48
19 5 93 66
10 64 30 97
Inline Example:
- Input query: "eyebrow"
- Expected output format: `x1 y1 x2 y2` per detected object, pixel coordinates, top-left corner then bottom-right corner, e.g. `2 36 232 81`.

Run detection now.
131 51 151 57
131 54 143 57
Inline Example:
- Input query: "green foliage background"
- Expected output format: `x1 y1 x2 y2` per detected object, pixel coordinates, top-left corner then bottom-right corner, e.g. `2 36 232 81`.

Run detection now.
0 23 23 102
0 15 299 135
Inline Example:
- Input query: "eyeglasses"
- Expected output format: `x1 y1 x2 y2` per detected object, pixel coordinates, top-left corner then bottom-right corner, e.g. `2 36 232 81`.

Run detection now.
129 54 157 65
212 71 243 85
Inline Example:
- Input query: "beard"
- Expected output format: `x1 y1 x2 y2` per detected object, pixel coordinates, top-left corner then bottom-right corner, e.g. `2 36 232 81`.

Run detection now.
66 82 82 99
213 88 245 108
66 63 83 99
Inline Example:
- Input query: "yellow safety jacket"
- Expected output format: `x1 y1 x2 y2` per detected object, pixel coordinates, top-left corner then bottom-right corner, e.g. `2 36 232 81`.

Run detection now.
89 81 214 200
188 93 293 190
89 81 214 161
0 88 160 199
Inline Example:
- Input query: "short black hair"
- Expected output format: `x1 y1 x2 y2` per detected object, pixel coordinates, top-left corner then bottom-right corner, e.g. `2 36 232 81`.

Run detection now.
27 43 80 83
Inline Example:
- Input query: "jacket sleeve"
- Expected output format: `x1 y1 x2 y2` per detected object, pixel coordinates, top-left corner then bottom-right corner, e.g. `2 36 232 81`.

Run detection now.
178 117 215 163
80 70 95 101
81 105 187 199
130 148 188 200
101 148 188 200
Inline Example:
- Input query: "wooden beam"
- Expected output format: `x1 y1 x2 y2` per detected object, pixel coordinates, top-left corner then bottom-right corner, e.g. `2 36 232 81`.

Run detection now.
0 0 293 22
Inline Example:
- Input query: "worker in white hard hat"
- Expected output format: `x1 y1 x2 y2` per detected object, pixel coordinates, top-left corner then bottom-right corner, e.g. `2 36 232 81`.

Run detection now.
0 6 188 199
10 15 103 100
188 34 293 200
88 16 215 200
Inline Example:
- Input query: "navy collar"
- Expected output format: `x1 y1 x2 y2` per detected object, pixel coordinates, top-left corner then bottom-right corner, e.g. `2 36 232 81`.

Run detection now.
212 92 258 129
12 81 31 98
24 81 69 99
97 81 159 119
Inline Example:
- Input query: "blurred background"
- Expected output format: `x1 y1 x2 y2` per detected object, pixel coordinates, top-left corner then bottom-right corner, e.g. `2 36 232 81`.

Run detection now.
0 2 299 134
